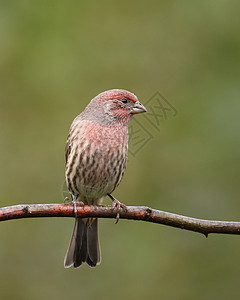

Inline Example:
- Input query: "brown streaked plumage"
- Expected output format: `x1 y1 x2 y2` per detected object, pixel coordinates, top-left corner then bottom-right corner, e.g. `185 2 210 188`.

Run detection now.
64 89 147 268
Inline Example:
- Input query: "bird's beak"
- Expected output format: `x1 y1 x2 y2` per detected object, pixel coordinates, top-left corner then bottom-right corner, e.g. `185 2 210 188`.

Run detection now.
131 101 147 114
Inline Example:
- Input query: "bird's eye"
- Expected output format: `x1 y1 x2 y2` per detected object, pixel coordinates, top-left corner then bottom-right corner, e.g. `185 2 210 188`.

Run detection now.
121 98 128 104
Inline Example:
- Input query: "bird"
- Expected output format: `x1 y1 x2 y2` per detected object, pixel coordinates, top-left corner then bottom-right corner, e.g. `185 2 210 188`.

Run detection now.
64 89 147 268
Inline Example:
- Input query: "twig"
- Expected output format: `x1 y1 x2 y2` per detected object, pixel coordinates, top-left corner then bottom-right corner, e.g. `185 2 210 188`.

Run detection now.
0 203 240 237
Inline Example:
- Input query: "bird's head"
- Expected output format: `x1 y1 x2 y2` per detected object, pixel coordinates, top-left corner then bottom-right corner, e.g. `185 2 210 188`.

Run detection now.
84 89 147 126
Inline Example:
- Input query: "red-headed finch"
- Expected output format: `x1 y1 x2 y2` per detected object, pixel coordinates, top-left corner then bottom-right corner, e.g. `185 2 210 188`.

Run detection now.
64 89 147 268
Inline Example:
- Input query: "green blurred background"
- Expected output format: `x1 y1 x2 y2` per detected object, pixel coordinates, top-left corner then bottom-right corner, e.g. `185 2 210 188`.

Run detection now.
1 1 240 299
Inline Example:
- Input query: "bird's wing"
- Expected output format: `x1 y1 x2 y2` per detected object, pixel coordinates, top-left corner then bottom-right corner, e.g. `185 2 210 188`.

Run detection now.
65 116 85 164
65 135 72 163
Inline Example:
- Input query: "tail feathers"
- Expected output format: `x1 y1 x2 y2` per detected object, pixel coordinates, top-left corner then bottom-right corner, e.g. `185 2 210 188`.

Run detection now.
64 218 101 268
86 219 101 267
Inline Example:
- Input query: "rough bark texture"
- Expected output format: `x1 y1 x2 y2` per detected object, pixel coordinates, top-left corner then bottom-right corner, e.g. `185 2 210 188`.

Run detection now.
1 203 240 237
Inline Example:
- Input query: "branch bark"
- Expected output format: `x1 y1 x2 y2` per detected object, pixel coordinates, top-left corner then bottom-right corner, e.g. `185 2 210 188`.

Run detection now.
0 203 240 237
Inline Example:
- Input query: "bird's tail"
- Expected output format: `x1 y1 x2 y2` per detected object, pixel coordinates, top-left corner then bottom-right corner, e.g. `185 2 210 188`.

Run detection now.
64 218 101 268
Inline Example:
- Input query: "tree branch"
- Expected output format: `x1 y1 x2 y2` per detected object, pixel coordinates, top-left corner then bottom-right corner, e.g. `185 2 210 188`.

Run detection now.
0 203 240 237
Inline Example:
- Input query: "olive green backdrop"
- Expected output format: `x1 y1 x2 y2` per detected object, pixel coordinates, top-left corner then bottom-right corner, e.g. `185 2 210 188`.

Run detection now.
1 1 240 299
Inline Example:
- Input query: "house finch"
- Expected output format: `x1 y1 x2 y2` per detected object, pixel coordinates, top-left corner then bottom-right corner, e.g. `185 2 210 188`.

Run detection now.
64 89 147 268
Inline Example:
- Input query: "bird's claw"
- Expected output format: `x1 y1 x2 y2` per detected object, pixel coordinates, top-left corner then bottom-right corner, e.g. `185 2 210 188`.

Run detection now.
64 197 71 204
108 194 126 224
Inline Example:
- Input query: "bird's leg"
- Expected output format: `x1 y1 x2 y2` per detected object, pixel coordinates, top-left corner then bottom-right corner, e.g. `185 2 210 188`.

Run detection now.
107 193 127 224
72 201 78 218
72 195 85 218
64 195 78 217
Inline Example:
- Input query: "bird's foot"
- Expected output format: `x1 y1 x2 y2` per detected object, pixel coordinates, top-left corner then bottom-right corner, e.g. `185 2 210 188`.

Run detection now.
64 197 84 218
72 200 84 218
107 194 127 224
